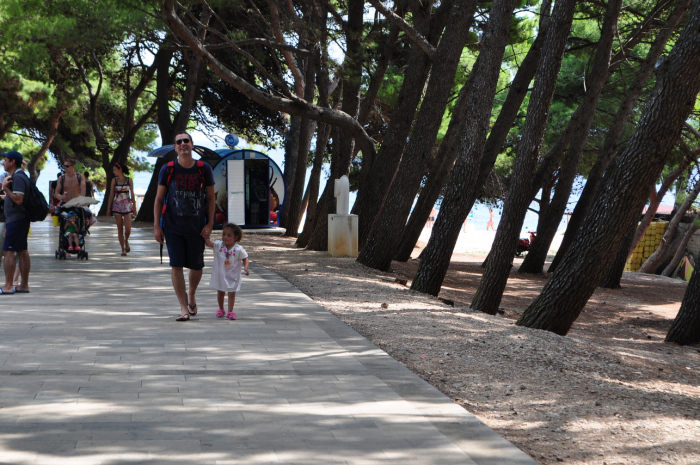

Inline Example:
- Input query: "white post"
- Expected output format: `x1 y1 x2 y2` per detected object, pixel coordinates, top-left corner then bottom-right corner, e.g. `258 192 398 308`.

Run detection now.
328 175 358 257
334 175 350 215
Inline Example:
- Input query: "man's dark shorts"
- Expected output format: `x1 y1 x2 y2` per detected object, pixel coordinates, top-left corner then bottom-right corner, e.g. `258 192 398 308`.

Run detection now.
164 231 205 270
3 217 30 252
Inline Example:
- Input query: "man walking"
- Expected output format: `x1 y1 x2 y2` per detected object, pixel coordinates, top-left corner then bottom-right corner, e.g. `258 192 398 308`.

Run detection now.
54 158 86 203
1 151 30 294
154 133 215 321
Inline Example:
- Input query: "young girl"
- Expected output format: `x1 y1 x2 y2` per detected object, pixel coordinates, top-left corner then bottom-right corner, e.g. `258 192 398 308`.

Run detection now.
205 223 249 320
64 212 81 251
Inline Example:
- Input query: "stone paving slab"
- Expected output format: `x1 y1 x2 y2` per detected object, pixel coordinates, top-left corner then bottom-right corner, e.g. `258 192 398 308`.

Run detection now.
0 219 537 465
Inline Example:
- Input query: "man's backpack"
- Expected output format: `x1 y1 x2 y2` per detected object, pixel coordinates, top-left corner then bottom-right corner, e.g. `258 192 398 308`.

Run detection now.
16 171 50 222
160 160 206 220
159 160 207 263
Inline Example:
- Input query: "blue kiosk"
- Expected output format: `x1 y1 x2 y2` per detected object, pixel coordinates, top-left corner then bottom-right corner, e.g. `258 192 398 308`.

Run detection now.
147 136 285 228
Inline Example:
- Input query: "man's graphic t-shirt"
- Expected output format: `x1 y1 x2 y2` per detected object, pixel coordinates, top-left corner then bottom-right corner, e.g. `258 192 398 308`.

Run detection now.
158 160 215 237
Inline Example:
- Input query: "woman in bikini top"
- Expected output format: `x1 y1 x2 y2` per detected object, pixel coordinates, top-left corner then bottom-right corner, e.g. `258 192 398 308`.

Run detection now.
108 162 137 256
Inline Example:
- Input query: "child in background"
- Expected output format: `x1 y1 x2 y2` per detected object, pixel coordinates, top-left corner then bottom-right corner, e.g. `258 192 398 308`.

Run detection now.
205 223 249 320
64 212 81 251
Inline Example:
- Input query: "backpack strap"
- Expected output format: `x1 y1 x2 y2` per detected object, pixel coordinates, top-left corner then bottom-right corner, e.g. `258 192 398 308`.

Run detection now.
58 172 81 196
160 161 176 221
160 161 176 264
195 160 205 189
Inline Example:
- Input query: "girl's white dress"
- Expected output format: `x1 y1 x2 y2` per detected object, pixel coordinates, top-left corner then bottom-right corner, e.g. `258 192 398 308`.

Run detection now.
209 241 248 292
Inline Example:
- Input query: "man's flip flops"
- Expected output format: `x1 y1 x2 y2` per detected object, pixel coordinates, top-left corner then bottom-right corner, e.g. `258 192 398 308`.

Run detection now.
0 289 15 295
13 287 29 294
175 314 190 322
188 303 198 316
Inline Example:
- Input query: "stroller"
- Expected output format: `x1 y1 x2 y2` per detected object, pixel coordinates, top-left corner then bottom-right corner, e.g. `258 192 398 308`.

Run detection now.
54 206 92 260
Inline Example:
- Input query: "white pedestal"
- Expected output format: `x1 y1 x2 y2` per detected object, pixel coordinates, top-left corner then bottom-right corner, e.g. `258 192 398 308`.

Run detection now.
328 214 358 258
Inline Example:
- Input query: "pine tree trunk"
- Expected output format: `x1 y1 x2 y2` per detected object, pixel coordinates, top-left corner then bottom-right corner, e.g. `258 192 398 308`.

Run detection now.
393 69 474 262
518 191 557 274
408 0 522 295
599 221 636 289
629 186 671 260
394 1 550 262
518 2 700 334
296 123 331 248
358 0 479 271
306 126 357 251
639 177 700 273
662 222 699 276
296 15 333 248
665 268 700 345
279 116 301 228
357 24 400 127
352 3 436 248
306 0 364 250
520 0 622 275
305 129 342 251
284 36 320 237
469 0 578 314
629 141 696 260
306 175 334 251
547 0 691 272
283 117 315 238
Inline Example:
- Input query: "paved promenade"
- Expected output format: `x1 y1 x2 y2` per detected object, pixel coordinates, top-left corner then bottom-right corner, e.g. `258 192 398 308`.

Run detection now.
0 219 536 465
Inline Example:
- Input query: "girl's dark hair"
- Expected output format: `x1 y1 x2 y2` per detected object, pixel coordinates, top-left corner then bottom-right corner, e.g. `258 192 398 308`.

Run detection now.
223 223 243 241
113 162 130 175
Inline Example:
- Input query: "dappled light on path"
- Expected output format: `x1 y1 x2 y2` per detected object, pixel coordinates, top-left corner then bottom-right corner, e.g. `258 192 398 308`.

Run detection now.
245 234 700 465
0 221 535 464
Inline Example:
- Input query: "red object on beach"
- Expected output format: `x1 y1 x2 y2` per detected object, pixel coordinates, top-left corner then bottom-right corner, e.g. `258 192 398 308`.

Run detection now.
515 231 536 257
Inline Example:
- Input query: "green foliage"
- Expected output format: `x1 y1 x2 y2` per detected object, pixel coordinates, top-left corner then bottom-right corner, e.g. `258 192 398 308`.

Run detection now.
0 0 161 173
375 64 404 109
5 0 695 204
0 132 49 172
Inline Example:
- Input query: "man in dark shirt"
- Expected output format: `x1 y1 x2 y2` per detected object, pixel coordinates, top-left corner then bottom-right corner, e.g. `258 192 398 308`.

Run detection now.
1 151 30 294
154 133 215 321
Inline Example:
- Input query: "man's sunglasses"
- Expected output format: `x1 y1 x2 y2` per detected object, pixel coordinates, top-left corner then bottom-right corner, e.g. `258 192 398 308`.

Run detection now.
175 138 190 145
64 164 74 168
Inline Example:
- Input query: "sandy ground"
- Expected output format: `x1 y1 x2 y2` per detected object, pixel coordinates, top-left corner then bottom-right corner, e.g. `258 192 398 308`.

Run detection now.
239 228 700 465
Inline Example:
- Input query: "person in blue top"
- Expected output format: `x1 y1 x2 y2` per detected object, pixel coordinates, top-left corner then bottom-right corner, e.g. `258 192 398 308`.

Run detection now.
153 132 215 321
1 151 30 294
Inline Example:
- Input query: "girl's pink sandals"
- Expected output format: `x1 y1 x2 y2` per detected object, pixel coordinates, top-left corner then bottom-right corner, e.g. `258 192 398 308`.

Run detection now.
227 312 237 320
216 309 225 318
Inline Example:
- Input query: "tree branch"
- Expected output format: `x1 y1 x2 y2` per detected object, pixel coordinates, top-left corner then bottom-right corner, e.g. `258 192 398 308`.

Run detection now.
177 0 295 99
167 39 311 55
161 0 376 160
267 0 304 94
367 0 436 59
